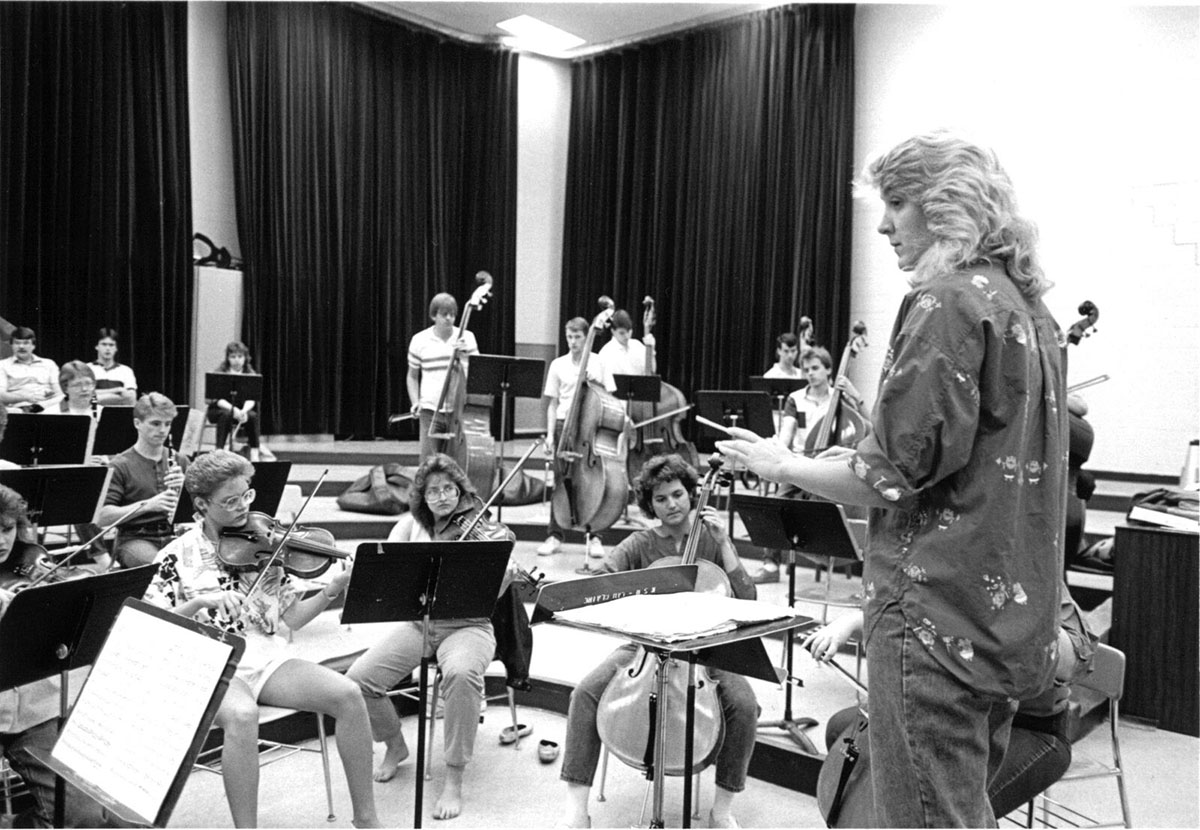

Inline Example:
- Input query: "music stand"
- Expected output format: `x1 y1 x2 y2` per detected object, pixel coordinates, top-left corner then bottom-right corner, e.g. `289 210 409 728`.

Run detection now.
172 460 293 524
733 494 863 753
693 391 774 453
0 464 111 535
342 540 513 828
204 374 263 450
748 376 806 436
0 566 157 825
465 354 546 515
0 413 92 466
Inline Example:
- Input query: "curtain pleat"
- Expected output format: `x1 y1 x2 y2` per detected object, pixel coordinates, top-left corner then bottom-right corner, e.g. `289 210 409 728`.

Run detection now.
0 1 193 399
227 2 518 436
561 4 855 398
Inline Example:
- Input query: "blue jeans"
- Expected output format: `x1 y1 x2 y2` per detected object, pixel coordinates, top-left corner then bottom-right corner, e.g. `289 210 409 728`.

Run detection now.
866 604 1017 828
559 644 758 793
346 619 495 769
986 714 1071 818
4 719 108 828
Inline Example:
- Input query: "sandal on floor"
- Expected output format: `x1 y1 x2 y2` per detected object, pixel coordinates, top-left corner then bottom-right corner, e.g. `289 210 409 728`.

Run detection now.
499 723 533 744
538 739 560 763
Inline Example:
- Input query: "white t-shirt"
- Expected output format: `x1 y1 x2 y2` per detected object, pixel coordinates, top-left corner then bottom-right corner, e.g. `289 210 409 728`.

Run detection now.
543 352 614 420
407 325 479 410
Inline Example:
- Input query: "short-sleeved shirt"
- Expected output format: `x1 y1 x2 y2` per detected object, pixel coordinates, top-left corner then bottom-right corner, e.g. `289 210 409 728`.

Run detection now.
851 263 1068 699
602 527 756 601
783 388 833 450
89 361 138 395
105 447 189 531
408 325 479 411
763 364 802 379
598 338 650 378
543 352 615 420
0 355 61 404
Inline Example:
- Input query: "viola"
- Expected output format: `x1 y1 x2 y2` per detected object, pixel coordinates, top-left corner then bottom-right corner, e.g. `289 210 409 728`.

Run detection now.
625 296 699 481
1064 301 1101 567
1066 300 1099 345
595 456 732 779
552 297 629 534
804 321 871 455
217 511 348 579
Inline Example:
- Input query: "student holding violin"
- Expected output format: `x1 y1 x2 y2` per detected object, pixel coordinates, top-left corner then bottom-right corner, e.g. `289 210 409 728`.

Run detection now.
143 450 380 829
719 131 1068 827
407 293 479 461
0 484 109 828
557 454 757 830
346 452 515 821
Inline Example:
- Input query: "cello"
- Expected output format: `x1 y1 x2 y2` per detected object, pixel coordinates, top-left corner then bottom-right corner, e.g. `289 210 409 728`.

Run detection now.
428 271 498 496
625 297 699 481
804 321 871 455
596 456 731 778
551 297 629 535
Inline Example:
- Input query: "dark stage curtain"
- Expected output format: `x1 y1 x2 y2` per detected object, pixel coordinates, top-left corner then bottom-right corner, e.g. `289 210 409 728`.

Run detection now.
561 4 855 396
227 2 517 436
0 2 193 401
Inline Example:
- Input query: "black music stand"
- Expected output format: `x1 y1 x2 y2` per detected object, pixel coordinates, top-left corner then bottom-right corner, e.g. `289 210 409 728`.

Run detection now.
0 464 111 537
172 460 293 524
748 376 806 435
693 391 774 453
0 566 157 825
342 540 513 828
0 413 92 466
733 494 863 753
465 355 547 514
89 405 193 458
204 374 263 450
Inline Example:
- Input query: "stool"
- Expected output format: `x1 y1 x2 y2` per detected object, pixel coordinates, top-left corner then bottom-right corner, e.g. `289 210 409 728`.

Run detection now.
194 705 336 822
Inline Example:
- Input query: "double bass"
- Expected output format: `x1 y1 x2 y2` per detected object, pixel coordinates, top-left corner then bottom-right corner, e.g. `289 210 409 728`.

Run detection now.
625 296 699 480
804 321 871 455
428 272 498 496
551 297 629 534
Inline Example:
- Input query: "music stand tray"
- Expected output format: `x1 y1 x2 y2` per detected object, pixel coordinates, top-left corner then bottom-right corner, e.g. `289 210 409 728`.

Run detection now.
0 413 93 466
342 540 512 828
466 354 546 400
204 373 263 406
173 460 293 524
0 464 112 528
91 405 193 458
612 374 662 404
732 494 863 563
748 376 807 401
693 390 774 453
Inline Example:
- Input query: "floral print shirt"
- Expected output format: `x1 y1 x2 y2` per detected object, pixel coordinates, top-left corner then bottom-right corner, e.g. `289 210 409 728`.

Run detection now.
851 263 1069 699
145 525 297 636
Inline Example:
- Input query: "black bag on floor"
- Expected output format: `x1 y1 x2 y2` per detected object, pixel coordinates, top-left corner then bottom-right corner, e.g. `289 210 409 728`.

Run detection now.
336 464 412 515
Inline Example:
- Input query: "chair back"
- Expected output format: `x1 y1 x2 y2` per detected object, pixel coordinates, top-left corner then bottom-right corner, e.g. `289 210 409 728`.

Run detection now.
1075 643 1125 701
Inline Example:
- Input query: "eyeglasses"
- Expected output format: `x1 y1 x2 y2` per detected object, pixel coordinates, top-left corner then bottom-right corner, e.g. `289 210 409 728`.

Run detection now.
424 484 460 502
214 488 256 511
67 380 96 392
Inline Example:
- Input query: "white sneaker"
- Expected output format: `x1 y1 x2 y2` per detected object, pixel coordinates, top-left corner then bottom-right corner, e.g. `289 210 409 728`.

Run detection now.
586 536 606 560
537 537 562 556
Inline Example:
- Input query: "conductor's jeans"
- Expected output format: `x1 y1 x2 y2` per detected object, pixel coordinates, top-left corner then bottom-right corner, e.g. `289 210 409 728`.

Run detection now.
346 619 495 769
4 720 107 828
559 643 759 793
866 602 1018 828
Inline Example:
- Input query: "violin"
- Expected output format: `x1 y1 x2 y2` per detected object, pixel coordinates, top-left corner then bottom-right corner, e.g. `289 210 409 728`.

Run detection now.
1064 301 1101 567
625 296 699 481
1066 300 1099 345
595 456 732 779
217 511 348 579
552 297 629 534
428 272 497 494
0 541 94 592
804 321 871 455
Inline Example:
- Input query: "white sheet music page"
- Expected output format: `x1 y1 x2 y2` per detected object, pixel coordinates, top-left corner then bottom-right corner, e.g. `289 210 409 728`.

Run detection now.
555 592 795 641
52 605 234 822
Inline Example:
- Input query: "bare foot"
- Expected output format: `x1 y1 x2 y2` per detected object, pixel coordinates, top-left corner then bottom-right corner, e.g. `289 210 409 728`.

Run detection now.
351 816 382 828
373 734 410 782
708 809 739 828
433 768 464 820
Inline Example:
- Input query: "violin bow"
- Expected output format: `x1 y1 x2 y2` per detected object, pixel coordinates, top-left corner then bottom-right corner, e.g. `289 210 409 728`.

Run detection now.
24 500 152 590
241 468 330 602
459 438 544 539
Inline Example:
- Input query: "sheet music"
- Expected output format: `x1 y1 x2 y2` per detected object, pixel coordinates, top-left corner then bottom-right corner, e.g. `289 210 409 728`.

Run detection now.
52 605 234 822
555 592 795 641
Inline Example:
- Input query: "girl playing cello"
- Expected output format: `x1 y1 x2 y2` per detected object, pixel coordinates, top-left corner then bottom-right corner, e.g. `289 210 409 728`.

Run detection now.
144 450 380 828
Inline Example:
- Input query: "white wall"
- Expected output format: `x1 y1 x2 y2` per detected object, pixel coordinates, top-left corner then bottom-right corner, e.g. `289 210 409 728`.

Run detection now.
852 4 1199 477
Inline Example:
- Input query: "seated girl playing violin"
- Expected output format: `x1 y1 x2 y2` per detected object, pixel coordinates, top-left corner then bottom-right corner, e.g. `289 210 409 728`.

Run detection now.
346 452 515 821
143 450 380 828
557 453 758 830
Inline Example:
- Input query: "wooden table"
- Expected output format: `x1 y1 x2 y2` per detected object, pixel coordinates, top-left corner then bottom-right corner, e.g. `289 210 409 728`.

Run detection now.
1109 523 1199 736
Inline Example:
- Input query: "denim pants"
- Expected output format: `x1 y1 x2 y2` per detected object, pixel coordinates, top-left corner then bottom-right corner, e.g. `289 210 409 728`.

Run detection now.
346 619 495 769
559 644 758 793
866 604 1017 828
4 720 107 828
986 716 1071 818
